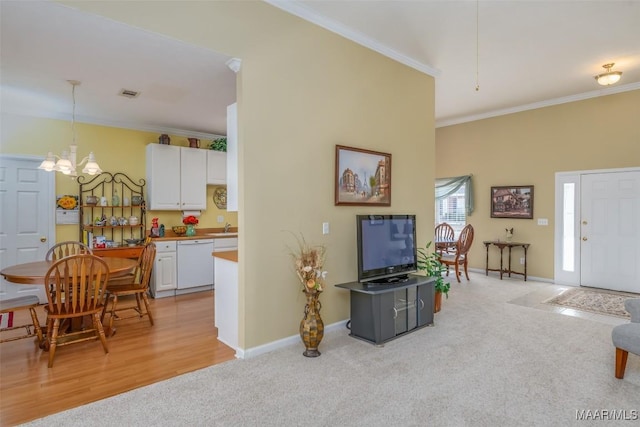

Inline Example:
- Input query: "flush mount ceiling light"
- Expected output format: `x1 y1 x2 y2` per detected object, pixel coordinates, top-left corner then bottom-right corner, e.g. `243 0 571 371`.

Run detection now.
595 63 623 86
38 80 102 178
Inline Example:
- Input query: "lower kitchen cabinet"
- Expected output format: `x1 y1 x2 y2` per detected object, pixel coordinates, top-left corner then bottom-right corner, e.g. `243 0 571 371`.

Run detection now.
150 237 237 298
150 240 177 298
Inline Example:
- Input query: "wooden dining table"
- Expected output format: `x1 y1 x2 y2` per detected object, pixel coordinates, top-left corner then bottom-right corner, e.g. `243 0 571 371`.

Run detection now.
1 257 137 285
1 257 138 344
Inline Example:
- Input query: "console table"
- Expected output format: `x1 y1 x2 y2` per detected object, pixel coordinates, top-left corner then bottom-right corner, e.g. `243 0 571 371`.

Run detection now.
483 240 530 281
335 275 435 345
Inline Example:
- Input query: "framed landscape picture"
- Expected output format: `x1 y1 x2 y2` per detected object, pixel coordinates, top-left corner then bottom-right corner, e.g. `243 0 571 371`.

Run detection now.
490 185 534 219
335 145 391 206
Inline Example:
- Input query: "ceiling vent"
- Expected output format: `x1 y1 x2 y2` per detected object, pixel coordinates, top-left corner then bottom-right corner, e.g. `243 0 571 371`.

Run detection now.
119 89 140 98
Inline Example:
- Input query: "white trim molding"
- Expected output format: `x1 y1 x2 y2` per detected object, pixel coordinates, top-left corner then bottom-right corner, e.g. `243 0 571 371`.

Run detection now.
236 319 349 359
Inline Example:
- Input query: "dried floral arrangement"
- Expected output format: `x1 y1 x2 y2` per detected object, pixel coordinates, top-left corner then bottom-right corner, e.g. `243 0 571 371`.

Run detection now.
288 233 327 292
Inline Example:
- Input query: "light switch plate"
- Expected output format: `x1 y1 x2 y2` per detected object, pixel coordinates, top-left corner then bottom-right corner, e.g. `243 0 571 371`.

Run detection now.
322 222 330 235
217 215 224 223
537 218 548 226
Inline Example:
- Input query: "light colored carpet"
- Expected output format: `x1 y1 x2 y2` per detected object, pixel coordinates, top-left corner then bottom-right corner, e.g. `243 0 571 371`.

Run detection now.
544 287 637 319
24 274 640 426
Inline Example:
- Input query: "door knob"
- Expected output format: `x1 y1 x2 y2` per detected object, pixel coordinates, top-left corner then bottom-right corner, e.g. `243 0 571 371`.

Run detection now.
582 220 588 225
582 237 588 241
40 236 47 242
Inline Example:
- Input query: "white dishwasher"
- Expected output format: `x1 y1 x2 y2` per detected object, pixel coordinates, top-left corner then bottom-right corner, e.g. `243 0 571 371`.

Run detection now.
176 239 214 294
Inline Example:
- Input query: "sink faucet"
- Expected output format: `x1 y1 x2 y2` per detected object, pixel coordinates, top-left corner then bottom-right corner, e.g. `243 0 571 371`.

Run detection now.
224 223 231 233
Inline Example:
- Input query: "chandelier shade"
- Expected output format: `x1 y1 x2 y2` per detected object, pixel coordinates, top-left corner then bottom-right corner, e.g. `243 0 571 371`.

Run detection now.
595 63 622 86
38 80 102 178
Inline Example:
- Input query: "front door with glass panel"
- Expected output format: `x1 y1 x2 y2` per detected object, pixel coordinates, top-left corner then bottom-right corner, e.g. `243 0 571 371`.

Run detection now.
555 168 640 293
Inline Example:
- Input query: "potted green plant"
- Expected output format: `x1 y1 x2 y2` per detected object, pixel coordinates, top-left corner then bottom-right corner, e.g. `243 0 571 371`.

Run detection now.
417 241 450 313
209 137 227 152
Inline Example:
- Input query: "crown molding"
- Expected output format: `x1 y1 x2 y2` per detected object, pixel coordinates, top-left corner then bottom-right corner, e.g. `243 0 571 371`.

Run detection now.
265 0 441 78
1 108 223 140
436 82 640 128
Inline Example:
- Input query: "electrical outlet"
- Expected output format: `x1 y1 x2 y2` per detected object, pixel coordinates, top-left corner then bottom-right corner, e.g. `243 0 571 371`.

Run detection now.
520 257 525 265
322 222 330 235
217 215 224 223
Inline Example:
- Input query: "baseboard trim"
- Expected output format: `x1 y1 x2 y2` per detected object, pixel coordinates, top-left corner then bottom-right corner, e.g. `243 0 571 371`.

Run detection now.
467 267 553 284
236 319 349 359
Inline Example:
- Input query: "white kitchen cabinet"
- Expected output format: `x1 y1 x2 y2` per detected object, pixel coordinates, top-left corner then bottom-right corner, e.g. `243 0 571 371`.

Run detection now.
226 103 238 212
146 144 207 210
207 150 226 185
179 147 207 209
146 144 180 210
151 240 177 298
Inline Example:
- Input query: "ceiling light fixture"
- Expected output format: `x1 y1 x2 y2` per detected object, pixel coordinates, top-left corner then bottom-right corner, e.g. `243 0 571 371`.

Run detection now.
38 80 102 178
595 63 623 86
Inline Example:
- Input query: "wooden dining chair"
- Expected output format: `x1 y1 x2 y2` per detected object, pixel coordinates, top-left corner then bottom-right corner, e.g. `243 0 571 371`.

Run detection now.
105 247 145 288
434 222 455 255
101 243 156 336
439 224 474 283
0 295 44 345
45 241 93 261
43 254 110 368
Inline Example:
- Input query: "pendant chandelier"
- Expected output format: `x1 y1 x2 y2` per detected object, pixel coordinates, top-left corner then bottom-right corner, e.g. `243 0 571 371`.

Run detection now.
38 80 102 178
595 63 623 86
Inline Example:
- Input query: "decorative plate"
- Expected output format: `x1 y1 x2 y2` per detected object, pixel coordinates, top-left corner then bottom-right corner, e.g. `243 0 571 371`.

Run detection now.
213 187 227 209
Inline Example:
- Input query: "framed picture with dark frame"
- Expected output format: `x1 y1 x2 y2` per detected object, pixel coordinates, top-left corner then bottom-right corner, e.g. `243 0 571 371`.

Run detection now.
335 145 391 206
490 185 534 219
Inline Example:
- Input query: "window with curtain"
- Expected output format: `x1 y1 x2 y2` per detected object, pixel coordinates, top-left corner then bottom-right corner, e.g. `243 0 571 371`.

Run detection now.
435 175 473 237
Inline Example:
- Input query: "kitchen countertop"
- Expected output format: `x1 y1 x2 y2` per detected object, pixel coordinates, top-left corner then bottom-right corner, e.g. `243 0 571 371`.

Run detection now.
212 250 238 262
151 227 238 242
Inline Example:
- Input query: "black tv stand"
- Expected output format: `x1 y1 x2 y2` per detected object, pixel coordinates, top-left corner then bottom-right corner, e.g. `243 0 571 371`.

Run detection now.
335 275 435 345
366 274 409 285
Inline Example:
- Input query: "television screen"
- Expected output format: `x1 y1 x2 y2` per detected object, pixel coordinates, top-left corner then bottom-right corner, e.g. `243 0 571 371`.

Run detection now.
356 214 417 283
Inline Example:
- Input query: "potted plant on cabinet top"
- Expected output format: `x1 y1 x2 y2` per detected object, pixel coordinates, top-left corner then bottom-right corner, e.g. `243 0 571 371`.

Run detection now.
209 137 227 152
417 241 450 313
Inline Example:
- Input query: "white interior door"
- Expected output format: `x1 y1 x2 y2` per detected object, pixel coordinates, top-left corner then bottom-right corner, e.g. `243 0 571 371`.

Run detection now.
0 155 54 302
581 171 640 293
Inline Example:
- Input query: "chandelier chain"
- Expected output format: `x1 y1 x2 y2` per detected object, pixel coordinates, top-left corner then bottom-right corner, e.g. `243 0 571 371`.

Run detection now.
71 81 77 146
475 0 479 92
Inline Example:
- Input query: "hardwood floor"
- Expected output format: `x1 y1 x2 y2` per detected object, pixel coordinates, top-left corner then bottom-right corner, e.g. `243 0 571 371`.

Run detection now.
0 291 235 426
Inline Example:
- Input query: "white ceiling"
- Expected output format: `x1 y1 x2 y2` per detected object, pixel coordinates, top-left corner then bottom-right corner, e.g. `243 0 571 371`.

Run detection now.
0 1 236 139
2 1 639 137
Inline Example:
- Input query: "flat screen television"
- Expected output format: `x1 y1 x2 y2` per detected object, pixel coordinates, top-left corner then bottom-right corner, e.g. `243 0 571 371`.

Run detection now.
356 214 417 283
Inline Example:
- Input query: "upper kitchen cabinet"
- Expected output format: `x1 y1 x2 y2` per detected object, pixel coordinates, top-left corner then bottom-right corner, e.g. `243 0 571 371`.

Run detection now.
226 103 238 212
207 150 227 185
146 144 207 210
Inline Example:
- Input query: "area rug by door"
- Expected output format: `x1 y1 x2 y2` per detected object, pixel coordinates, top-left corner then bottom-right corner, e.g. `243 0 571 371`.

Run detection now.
544 287 638 318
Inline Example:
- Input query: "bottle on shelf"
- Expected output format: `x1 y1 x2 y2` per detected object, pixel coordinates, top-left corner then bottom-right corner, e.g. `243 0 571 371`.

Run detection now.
112 188 120 206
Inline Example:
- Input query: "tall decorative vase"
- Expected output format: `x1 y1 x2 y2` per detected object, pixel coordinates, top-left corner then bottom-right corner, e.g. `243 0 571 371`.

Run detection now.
186 224 196 236
300 290 324 357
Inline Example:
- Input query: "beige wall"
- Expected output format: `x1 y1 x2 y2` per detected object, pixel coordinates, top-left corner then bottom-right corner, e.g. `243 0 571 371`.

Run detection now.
58 1 436 349
436 90 640 280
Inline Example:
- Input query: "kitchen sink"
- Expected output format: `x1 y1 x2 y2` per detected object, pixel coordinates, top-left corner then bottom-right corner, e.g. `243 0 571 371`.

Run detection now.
205 232 238 237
